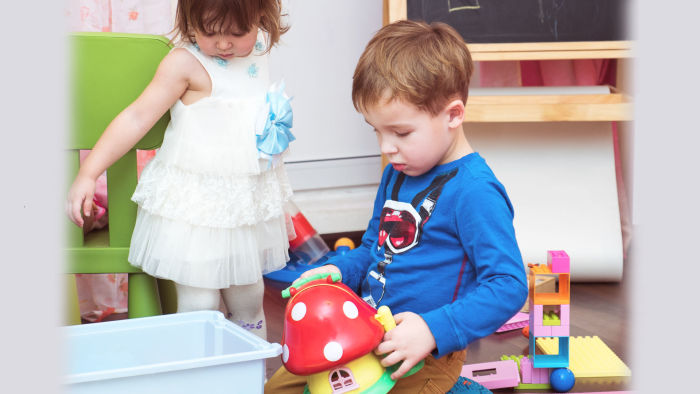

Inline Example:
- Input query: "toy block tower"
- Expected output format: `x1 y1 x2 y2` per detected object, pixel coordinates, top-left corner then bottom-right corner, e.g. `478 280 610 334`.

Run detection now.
528 250 571 369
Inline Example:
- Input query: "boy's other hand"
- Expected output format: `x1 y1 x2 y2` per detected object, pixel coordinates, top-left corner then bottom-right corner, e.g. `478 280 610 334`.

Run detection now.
375 311 436 380
294 265 342 284
66 175 96 228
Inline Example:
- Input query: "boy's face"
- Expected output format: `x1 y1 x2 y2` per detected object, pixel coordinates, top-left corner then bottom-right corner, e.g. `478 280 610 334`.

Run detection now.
363 98 462 176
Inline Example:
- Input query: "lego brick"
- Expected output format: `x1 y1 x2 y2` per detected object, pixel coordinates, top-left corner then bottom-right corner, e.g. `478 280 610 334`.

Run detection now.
534 364 550 383
520 275 556 313
531 334 570 369
496 312 529 333
542 310 561 326
550 324 570 337
519 357 550 384
460 360 520 390
520 356 531 383
532 324 551 337
499 354 524 368
514 383 551 390
560 304 570 326
536 336 631 379
547 250 570 273
532 304 543 325
529 267 570 305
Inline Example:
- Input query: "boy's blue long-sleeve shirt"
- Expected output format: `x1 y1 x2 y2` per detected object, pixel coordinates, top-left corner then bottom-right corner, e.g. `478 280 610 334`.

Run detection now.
329 153 528 358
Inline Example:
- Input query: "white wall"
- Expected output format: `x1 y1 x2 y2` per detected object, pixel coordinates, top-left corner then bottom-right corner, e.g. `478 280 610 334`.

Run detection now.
268 0 385 233
269 0 382 164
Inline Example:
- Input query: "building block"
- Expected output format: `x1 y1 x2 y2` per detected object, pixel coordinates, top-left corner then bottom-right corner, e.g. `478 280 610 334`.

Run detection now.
532 324 552 337
514 383 551 390
519 356 550 384
529 264 570 305
536 336 631 379
499 354 524 367
532 304 543 325
530 333 570 369
460 360 520 390
560 304 570 326
520 356 531 383
550 324 570 337
496 312 529 333
547 250 570 273
520 275 556 313
542 310 561 326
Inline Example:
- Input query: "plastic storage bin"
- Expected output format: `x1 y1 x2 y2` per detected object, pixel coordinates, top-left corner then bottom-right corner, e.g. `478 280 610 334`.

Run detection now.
63 311 282 394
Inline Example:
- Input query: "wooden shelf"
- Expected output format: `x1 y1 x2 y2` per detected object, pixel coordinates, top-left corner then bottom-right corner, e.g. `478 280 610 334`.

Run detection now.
383 0 633 123
466 86 632 122
468 41 632 61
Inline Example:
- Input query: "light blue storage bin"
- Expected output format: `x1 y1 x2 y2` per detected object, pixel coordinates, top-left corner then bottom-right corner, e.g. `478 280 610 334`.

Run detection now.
63 311 282 394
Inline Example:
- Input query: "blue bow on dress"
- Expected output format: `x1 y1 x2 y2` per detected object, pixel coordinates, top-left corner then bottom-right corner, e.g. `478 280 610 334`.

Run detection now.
256 82 295 158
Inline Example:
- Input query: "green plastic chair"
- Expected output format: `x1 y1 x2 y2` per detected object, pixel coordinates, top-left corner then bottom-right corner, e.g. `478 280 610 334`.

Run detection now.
65 33 177 324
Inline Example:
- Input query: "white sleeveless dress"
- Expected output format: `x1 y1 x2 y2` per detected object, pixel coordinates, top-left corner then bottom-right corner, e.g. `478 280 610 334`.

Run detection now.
128 36 292 289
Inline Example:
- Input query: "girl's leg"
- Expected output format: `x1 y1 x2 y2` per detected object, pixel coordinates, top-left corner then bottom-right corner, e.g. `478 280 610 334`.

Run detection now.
221 279 267 340
174 283 220 312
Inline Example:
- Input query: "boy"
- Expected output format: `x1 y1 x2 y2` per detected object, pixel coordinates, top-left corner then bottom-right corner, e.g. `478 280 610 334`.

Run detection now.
265 20 528 393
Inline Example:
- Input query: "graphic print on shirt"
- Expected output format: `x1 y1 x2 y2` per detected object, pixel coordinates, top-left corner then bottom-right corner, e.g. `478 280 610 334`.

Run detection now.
362 169 458 307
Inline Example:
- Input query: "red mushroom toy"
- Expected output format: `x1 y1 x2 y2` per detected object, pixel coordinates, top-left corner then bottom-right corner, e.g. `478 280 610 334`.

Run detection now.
281 273 421 394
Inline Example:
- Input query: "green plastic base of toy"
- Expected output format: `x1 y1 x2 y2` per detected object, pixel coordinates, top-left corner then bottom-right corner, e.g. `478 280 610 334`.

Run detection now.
515 383 551 390
302 360 425 394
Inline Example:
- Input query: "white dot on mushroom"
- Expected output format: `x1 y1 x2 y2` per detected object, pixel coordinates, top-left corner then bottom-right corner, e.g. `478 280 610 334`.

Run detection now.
291 302 306 321
323 341 343 362
343 301 359 319
282 344 289 363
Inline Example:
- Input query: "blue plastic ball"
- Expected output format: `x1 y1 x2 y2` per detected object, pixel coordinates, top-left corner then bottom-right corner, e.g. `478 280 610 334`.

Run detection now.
550 368 575 392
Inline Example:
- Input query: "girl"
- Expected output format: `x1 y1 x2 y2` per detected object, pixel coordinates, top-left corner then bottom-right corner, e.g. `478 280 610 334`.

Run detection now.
67 0 294 340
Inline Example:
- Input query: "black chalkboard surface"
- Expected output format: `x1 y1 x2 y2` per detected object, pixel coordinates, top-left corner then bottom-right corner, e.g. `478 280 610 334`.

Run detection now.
407 0 628 43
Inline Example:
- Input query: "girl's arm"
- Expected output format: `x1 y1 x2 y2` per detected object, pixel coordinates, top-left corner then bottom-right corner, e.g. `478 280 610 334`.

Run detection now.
67 48 195 227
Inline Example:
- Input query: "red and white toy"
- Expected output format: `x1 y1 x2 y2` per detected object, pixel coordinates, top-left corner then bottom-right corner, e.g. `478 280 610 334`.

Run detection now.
280 273 421 394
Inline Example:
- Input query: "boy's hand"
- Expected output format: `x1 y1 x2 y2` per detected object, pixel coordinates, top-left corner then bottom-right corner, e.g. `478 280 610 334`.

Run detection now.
375 311 436 380
66 175 96 228
295 265 342 283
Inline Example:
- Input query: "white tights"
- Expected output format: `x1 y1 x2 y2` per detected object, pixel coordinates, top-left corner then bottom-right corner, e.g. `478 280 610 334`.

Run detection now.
175 279 267 340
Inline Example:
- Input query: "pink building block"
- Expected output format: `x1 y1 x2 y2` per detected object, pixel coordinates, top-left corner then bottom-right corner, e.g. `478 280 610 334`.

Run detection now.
530 304 553 337
560 304 570 326
460 360 520 389
520 357 550 384
551 304 570 336
533 324 552 337
547 250 570 273
497 312 529 332
551 325 569 336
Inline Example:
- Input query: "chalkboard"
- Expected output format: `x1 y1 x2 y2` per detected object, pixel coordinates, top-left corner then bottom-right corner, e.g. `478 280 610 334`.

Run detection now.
407 0 628 43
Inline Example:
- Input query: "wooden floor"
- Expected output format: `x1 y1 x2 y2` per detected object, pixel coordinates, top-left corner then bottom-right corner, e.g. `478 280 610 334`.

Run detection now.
263 237 632 393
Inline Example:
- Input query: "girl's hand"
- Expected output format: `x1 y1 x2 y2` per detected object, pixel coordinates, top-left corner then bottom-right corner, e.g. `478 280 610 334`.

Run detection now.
296 265 341 283
66 175 97 228
374 311 436 380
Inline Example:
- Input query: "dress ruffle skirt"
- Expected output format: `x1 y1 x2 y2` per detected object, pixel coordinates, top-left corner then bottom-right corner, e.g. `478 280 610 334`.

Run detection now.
128 97 293 289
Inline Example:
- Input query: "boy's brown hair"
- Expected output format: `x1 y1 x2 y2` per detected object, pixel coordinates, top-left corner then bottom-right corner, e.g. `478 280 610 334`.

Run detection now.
173 0 288 53
352 20 473 116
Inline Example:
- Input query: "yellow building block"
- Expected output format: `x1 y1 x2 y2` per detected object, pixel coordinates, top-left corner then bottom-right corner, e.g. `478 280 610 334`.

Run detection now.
536 336 631 379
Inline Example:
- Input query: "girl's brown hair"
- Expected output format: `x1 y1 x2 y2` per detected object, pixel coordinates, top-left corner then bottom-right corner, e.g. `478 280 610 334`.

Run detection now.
173 0 288 53
352 20 473 116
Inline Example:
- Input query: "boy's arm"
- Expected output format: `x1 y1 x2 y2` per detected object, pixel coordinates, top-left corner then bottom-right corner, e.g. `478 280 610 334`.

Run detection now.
67 49 193 227
421 180 529 358
324 165 392 291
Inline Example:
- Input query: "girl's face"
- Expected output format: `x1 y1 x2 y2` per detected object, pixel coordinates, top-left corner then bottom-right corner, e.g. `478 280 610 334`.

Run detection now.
193 25 258 59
